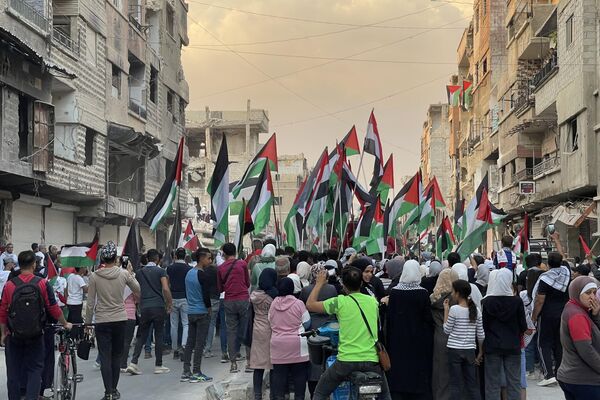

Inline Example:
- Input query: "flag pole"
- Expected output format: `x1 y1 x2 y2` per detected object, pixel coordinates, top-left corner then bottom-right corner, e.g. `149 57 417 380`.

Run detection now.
271 200 279 247
330 181 341 250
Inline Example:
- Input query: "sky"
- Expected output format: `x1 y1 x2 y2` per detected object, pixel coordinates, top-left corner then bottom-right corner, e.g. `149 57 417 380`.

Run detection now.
182 0 472 184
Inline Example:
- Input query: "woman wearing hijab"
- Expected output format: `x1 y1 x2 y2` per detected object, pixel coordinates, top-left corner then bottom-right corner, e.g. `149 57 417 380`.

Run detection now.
351 257 386 301
557 276 600 399
474 264 490 297
299 265 338 397
385 257 405 294
430 269 460 400
386 260 434 400
249 269 278 400
297 262 311 289
251 244 276 291
421 260 442 294
452 263 483 310
482 269 528 400
269 278 311 400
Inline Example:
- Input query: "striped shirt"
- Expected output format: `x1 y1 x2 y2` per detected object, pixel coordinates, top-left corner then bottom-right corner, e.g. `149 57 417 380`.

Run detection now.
443 305 485 350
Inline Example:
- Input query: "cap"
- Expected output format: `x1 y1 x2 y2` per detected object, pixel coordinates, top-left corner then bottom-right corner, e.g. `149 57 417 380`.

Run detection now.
324 259 338 269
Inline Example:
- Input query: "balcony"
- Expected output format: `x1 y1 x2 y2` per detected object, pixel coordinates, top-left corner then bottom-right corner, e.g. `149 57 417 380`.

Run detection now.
533 155 560 178
106 195 147 219
128 100 147 119
8 0 49 33
512 168 533 183
514 89 534 116
52 27 79 55
530 52 558 91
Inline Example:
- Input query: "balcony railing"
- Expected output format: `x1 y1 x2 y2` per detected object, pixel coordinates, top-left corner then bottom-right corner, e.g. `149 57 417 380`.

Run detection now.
530 52 558 90
52 27 79 55
533 155 560 178
514 88 534 114
129 99 147 119
128 5 143 31
512 168 533 183
8 0 49 32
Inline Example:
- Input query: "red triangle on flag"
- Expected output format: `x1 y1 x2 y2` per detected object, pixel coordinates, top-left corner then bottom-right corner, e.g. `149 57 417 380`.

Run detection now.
257 133 278 171
342 125 361 155
381 155 394 189
476 188 494 225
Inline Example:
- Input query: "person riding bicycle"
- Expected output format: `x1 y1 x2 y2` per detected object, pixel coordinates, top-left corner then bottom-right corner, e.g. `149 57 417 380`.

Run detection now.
307 267 391 400
0 250 72 400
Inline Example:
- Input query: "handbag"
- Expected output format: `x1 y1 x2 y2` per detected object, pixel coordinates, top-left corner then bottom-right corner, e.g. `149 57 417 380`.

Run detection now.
77 331 93 360
348 295 391 372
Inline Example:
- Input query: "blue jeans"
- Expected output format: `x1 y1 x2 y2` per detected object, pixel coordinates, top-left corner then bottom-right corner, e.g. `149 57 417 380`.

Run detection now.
204 298 220 352
559 381 600 400
447 348 481 400
525 333 538 372
171 298 189 350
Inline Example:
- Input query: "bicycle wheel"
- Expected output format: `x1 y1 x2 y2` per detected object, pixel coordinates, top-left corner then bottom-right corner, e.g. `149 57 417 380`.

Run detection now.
57 352 77 400
69 353 77 400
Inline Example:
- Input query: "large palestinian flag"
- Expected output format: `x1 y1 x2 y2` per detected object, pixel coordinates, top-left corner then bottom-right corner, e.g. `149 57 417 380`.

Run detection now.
231 133 277 199
247 162 274 234
436 216 456 260
385 171 420 237
447 85 461 107
142 137 184 230
208 137 230 246
60 234 99 269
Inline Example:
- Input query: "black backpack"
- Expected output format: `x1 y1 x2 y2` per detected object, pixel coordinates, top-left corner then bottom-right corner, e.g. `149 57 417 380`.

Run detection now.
8 276 46 339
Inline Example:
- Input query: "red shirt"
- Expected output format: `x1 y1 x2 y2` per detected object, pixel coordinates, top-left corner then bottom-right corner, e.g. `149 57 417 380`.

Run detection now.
217 259 250 301
0 273 63 326
245 249 262 264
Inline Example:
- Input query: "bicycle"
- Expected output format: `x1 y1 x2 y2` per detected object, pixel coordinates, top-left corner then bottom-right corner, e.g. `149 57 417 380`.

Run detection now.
49 323 89 400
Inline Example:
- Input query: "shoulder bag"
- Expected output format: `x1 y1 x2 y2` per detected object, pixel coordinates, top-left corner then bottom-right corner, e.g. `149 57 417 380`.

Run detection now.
348 295 391 372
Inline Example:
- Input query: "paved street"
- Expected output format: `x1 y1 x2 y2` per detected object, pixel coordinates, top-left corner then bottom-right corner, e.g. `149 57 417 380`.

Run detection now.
0 342 564 400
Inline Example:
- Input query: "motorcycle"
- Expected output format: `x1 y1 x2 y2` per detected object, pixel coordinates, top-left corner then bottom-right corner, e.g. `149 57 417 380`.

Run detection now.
301 322 383 400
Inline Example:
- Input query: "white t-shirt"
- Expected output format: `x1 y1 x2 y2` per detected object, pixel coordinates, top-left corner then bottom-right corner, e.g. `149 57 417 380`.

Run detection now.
67 274 87 305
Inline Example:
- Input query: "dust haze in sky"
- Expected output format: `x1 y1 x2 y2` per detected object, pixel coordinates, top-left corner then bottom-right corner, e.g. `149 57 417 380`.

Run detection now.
183 0 472 183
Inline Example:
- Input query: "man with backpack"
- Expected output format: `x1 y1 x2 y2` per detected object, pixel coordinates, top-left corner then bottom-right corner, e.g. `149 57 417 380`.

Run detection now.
0 250 72 400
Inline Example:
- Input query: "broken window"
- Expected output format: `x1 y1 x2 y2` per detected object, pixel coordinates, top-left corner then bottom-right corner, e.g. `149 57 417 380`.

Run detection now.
32 102 54 173
128 52 146 118
166 4 175 37
111 63 121 97
108 149 145 202
567 116 578 152
54 124 77 162
566 15 573 46
149 66 158 104
18 95 32 159
85 128 96 165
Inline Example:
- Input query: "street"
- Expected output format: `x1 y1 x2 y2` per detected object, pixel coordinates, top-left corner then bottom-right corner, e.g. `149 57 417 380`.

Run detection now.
0 341 564 400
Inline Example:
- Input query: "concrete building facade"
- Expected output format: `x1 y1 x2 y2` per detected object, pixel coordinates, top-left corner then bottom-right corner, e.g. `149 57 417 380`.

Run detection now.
421 103 453 202
0 0 189 252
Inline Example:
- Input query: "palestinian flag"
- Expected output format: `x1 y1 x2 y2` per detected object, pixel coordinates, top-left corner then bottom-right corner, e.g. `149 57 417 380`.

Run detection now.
306 148 332 236
385 171 420 237
513 214 530 268
142 137 184 230
454 198 465 241
247 162 274 234
447 85 461 107
179 220 200 253
463 80 473 110
456 174 506 259
340 125 360 156
436 216 456 260
284 177 308 251
60 234 99 269
233 198 254 256
579 235 592 256
376 154 394 204
47 256 66 304
342 161 373 207
365 197 385 256
122 219 143 269
401 170 425 233
364 110 384 187
417 184 435 233
231 133 277 199
208 137 230 246
423 177 446 209
353 202 377 251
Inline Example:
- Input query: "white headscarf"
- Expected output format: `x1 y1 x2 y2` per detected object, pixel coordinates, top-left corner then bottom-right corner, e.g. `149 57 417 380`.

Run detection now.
296 261 311 287
486 268 514 297
288 273 302 294
451 263 469 281
394 260 426 290
262 244 276 258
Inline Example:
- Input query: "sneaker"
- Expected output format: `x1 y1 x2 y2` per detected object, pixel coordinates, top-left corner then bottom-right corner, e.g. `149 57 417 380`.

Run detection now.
188 374 201 383
154 365 170 374
192 373 213 382
230 362 239 373
126 363 142 375
180 373 192 382
112 390 121 400
245 366 254 373
235 353 245 361
94 361 101 369
220 353 229 363
204 350 214 358
537 377 557 386
119 368 128 373
101 393 114 400
144 352 152 359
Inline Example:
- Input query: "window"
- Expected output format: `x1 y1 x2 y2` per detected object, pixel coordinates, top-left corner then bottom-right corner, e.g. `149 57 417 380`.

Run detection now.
567 117 578 151
167 90 174 114
507 20 515 42
85 129 96 165
111 64 121 97
18 95 32 159
482 58 488 74
54 124 77 162
149 66 158 103
179 98 185 124
166 5 174 37
85 26 96 65
474 7 479 32
566 15 573 46
273 196 283 206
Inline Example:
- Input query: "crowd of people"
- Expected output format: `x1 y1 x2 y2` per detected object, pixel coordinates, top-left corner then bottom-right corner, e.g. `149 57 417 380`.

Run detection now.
1 233 600 400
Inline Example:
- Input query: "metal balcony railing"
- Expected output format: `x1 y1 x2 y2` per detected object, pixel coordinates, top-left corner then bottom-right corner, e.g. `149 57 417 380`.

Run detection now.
512 168 533 183
52 27 79 55
533 155 560 178
530 52 558 90
8 0 49 32
514 88 534 114
128 99 147 119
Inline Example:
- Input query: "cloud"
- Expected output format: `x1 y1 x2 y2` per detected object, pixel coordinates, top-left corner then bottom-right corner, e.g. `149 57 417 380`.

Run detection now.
183 0 471 182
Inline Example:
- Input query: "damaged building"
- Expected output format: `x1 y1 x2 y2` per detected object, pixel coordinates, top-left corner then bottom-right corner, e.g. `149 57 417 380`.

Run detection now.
0 0 189 251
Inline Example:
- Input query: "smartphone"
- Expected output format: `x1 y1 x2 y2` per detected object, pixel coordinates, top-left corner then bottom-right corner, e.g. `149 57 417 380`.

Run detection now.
547 223 556 235
121 255 129 269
